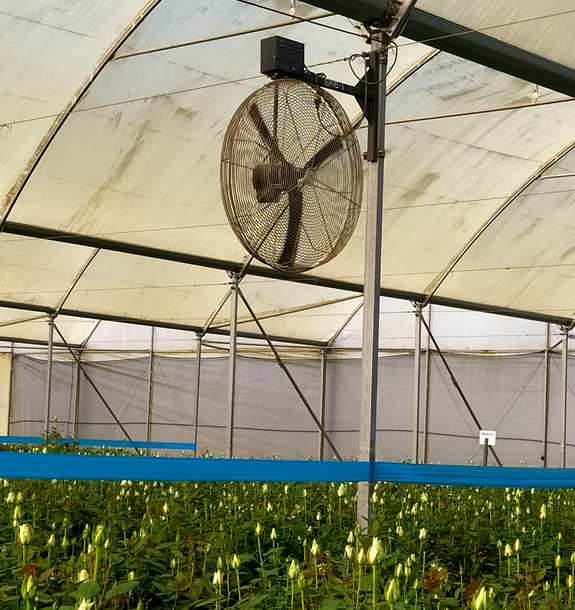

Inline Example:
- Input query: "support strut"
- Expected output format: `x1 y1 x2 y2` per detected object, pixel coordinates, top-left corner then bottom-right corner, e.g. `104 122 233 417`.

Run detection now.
53 323 140 454
237 287 342 461
420 315 503 467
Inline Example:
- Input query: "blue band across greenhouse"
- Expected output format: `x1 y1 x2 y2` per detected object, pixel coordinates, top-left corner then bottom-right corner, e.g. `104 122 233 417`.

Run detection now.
0 436 196 451
1 452 575 488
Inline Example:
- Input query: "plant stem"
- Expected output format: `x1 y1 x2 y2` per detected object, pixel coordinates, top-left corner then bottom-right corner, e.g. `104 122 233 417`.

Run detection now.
236 569 242 603
372 565 377 610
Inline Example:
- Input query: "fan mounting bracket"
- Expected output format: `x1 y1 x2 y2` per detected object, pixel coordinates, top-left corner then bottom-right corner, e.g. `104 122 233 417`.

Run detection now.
261 36 381 161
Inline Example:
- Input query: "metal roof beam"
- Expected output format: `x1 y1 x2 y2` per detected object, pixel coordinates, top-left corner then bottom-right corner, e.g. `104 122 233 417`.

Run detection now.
403 10 575 98
2 222 572 328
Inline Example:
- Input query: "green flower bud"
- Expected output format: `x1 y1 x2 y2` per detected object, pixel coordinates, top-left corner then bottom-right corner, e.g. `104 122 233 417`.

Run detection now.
385 578 400 605
472 586 488 610
93 524 105 547
255 523 263 537
231 554 241 570
288 559 300 581
310 539 320 557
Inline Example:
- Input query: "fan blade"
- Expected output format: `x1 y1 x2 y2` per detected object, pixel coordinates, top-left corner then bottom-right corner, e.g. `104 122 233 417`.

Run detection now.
248 103 286 164
278 187 303 266
304 136 344 172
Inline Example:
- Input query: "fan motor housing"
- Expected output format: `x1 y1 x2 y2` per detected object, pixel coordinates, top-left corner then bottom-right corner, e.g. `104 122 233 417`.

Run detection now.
261 37 306 78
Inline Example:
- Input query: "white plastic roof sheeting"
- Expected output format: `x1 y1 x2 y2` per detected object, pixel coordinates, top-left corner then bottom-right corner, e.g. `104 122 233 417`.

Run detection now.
1 0 575 346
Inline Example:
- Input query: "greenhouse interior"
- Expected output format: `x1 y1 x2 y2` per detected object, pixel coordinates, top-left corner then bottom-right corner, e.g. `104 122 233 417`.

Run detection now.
1 1 575 608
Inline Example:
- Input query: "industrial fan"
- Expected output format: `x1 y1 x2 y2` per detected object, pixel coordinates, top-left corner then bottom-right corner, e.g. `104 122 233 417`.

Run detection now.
221 39 365 274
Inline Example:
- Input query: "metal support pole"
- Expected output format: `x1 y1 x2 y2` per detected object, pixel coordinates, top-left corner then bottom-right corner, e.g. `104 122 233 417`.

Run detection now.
146 327 155 445
7 343 14 436
192 333 202 457
72 350 81 439
561 325 569 468
412 303 422 464
422 305 432 463
358 38 388 532
44 314 55 439
53 323 140 453
227 273 239 458
238 287 342 460
318 349 327 460
542 323 550 467
420 315 503 467
482 438 489 466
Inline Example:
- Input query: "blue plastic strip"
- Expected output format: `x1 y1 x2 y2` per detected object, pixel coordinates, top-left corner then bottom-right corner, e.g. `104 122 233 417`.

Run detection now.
0 436 196 451
0 452 574 488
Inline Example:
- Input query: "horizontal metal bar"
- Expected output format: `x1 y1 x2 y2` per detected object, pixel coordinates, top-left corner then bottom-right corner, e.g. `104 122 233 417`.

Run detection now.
113 12 333 60
386 96 574 126
404 10 575 99
539 173 575 180
0 335 81 349
2 222 573 328
0 436 195 450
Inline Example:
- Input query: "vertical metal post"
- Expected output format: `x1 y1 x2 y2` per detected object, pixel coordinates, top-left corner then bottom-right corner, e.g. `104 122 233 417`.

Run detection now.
542 323 550 467
318 349 327 460
561 326 569 468
192 333 202 457
227 274 239 458
422 305 432 463
7 343 14 436
482 438 489 466
358 38 387 531
146 327 155 444
44 314 55 438
412 303 422 464
72 349 81 439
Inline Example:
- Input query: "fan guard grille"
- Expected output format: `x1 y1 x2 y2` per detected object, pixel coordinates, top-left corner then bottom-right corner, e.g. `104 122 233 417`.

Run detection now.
221 79 363 273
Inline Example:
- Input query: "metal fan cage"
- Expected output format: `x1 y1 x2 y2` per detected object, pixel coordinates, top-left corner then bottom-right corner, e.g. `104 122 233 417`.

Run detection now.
221 79 363 273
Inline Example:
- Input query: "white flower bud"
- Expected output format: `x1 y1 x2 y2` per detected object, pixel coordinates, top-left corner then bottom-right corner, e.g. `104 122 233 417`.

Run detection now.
310 539 320 557
368 537 384 566
19 523 33 546
78 569 89 582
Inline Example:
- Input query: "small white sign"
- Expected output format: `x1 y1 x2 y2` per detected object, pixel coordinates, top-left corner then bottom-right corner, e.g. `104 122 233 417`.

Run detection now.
479 430 496 446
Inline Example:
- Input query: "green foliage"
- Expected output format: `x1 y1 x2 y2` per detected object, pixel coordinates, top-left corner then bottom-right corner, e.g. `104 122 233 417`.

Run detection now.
1 450 575 609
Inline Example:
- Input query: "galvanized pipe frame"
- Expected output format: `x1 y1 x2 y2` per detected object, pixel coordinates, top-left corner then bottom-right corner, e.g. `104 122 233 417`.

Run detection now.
420 314 503 467
145 327 155 448
318 348 327 460
53 322 140 454
561 326 569 468
237 286 343 461
357 36 387 532
192 333 203 458
542 323 551 467
412 303 422 464
226 274 240 458
43 314 55 438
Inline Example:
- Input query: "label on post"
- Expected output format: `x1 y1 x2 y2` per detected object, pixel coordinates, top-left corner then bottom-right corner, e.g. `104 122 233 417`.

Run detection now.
479 430 496 446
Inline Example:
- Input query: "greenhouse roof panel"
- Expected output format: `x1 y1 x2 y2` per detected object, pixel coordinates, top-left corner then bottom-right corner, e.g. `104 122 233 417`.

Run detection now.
1 1 575 343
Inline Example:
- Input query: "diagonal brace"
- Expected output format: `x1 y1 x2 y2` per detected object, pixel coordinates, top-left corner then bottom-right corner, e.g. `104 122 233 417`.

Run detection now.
237 287 342 461
420 315 503 467
54 324 141 455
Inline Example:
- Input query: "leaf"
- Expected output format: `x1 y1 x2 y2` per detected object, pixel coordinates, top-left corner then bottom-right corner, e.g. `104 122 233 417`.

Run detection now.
464 578 481 600
117 580 139 595
38 568 54 583
320 599 343 610
77 581 101 600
